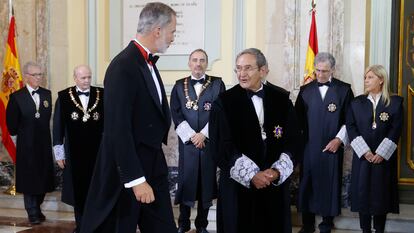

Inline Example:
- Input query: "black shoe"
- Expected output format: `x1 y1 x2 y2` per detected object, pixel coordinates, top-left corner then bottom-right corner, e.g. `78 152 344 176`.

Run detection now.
38 212 46 222
298 227 315 233
196 227 209 233
177 227 190 233
28 216 41 225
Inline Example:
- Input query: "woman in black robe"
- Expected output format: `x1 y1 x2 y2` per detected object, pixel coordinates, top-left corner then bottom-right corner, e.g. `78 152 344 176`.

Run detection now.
346 65 403 233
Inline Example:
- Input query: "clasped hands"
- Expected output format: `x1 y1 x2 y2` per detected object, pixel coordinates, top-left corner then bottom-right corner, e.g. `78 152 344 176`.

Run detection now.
364 151 384 164
191 132 206 149
251 168 280 189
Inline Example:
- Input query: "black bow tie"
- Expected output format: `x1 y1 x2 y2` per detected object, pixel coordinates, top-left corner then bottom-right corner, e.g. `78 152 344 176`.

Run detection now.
191 78 205 86
317 81 331 87
31 89 40 95
247 89 264 99
148 53 159 65
77 91 90 97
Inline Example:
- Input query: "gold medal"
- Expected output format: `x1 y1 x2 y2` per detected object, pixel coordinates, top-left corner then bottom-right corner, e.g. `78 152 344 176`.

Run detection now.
372 122 377 129
82 113 90 122
185 101 193 109
35 112 40 118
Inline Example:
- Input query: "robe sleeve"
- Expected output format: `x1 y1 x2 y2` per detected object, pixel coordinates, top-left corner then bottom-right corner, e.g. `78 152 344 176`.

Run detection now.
375 97 403 160
346 101 371 158
52 97 66 160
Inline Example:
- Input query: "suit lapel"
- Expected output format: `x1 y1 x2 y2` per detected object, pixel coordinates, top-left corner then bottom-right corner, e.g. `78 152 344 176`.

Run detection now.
22 87 37 113
87 86 97 109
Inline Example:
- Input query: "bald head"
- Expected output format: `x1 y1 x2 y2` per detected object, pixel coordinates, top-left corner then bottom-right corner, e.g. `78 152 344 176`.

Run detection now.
73 65 92 91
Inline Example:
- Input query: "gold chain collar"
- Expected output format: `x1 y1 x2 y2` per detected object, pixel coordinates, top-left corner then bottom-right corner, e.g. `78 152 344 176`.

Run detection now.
68 87 100 122
184 76 211 110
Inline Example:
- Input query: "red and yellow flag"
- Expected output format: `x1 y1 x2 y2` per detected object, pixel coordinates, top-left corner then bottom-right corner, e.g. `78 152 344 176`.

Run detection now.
303 1 319 84
0 15 23 163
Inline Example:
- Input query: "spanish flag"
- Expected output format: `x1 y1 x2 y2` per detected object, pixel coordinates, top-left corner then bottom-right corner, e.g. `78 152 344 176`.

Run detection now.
0 15 23 163
303 1 318 84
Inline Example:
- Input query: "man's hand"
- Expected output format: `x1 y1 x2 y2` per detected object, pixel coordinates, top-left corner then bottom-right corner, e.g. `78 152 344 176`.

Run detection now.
263 168 280 183
191 133 206 149
251 171 272 189
323 137 342 153
132 181 155 203
57 159 65 169
364 151 374 162
371 154 384 164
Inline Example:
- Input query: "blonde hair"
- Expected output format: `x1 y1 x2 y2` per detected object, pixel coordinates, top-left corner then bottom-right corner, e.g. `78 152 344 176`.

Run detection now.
364 65 390 106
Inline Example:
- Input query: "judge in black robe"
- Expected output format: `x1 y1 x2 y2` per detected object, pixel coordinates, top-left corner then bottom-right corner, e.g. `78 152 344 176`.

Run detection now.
295 52 354 233
6 62 54 224
209 48 299 233
346 65 403 233
53 65 104 232
170 49 225 233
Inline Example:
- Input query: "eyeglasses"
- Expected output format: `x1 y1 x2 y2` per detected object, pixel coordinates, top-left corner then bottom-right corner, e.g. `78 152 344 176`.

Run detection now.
234 65 259 74
27 73 43 77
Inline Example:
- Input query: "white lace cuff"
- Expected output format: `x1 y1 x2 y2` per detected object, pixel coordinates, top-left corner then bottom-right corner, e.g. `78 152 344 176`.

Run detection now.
200 123 209 138
176 121 196 143
230 155 260 188
53 144 66 161
375 138 397 161
350 136 370 158
336 125 349 146
271 153 294 186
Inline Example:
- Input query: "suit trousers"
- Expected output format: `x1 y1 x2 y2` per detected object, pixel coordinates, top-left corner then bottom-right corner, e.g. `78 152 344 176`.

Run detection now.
96 177 177 233
359 213 386 233
24 193 45 217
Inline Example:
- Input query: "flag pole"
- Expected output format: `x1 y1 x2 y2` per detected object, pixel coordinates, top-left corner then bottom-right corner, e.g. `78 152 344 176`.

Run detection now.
4 0 17 196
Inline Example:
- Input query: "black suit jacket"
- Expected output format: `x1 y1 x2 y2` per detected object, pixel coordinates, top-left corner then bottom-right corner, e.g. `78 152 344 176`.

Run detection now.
81 41 171 232
6 86 54 194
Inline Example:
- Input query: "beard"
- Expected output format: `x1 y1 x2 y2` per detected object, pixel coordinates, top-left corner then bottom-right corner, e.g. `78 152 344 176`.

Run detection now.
155 33 169 53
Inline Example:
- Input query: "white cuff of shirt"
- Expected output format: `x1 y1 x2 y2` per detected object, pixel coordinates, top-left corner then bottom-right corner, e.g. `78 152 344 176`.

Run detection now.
271 153 294 186
176 121 196 143
375 138 397 161
335 125 349 145
11 135 17 146
53 144 66 161
200 123 209 138
124 176 146 188
350 136 371 158
230 154 260 188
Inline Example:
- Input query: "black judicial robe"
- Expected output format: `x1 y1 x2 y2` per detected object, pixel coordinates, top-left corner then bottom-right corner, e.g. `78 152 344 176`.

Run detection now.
170 75 225 208
6 87 54 194
346 95 403 214
295 78 354 216
209 84 299 233
53 86 104 210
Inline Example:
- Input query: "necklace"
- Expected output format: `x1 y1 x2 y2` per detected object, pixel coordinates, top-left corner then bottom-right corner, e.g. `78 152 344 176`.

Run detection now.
34 97 40 119
371 95 377 129
184 77 211 110
69 87 100 122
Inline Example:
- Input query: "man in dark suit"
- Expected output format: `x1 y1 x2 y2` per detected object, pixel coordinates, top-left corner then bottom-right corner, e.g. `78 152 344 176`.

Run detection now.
80 2 177 233
209 48 299 233
170 49 225 233
6 61 54 225
53 65 104 233
295 52 354 233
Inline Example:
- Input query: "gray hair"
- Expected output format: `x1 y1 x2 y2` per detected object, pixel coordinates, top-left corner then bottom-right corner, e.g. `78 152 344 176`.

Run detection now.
73 64 92 78
314 52 336 69
236 48 267 68
189 49 208 63
136 2 176 35
22 61 42 75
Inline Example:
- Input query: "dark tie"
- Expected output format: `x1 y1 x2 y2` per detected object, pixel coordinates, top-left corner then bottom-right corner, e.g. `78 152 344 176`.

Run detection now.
247 89 264 99
77 91 90 97
148 53 159 65
191 78 205 86
317 81 331 87
31 89 40 95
